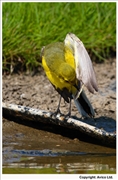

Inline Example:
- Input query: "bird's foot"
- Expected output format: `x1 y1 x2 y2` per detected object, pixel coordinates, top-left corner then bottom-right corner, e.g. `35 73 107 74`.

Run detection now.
64 112 71 121
51 109 63 118
51 109 71 120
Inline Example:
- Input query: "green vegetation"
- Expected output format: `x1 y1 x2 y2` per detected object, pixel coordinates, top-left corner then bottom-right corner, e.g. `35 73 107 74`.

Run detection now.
3 168 116 174
2 167 57 174
2 2 116 73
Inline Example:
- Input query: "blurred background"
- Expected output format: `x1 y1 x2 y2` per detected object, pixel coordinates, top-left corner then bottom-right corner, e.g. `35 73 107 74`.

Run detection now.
2 2 116 74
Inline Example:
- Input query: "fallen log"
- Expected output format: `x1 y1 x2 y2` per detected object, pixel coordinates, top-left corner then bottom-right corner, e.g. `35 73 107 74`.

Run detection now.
2 102 116 147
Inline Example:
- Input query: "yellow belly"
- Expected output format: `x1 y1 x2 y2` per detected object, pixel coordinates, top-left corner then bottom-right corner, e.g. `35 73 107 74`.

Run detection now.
42 56 77 95
42 41 78 96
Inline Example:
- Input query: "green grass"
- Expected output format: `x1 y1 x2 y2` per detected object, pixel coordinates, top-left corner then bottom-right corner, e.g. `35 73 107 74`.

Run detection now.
2 2 116 73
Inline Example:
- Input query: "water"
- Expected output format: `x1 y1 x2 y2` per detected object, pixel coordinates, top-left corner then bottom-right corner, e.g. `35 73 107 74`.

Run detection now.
3 147 116 174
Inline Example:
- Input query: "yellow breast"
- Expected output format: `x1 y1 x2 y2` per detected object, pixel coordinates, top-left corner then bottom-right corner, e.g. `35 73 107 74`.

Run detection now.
42 42 77 95
42 56 71 90
64 46 75 69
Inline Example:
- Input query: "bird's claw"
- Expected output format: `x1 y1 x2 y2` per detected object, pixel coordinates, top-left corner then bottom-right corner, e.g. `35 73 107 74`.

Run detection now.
51 109 62 118
64 112 71 121
51 109 71 120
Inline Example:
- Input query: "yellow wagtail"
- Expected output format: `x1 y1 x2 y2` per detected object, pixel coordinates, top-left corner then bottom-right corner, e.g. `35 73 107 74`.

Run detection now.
41 33 98 118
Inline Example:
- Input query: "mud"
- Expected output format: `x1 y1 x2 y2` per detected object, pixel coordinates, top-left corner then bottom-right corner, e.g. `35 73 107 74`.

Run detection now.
2 59 116 174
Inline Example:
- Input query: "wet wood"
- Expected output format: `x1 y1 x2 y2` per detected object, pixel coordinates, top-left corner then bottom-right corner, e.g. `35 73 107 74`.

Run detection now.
2 102 116 147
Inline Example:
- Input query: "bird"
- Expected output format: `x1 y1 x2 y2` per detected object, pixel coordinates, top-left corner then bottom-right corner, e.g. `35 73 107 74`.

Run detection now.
41 33 98 118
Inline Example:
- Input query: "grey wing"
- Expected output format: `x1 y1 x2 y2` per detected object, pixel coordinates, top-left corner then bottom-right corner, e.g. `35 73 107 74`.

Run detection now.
74 39 98 93
65 33 98 93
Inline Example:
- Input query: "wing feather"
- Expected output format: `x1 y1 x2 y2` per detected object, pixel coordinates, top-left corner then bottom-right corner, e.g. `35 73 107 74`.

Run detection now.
65 33 98 93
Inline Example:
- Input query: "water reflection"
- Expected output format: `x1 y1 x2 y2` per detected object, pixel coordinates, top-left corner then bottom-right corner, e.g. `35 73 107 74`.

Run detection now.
3 161 116 173
3 149 116 174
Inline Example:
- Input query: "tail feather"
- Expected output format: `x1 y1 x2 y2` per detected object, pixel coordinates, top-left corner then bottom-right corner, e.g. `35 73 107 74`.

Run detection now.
73 90 95 117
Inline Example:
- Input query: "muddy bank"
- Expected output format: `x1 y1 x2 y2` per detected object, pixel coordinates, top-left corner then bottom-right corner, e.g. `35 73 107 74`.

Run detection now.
2 59 116 118
2 59 116 173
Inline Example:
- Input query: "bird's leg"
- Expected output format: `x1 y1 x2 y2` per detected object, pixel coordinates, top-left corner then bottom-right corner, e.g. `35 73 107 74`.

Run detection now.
64 98 72 120
51 95 62 117
55 95 62 114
